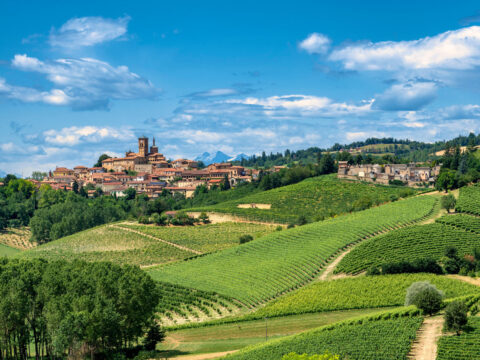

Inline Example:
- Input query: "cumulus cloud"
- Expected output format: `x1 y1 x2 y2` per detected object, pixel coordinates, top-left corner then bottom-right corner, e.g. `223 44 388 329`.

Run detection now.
373 81 437 111
329 26 480 71
439 104 480 120
6 54 157 110
299 33 331 54
49 16 130 48
43 126 135 146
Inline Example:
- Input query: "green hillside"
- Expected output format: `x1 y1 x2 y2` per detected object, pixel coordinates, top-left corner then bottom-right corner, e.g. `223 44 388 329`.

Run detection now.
0 243 20 257
254 274 480 318
117 222 276 253
456 184 480 215
437 317 480 360
147 196 437 306
188 174 417 224
19 225 193 266
223 312 422 360
336 217 480 274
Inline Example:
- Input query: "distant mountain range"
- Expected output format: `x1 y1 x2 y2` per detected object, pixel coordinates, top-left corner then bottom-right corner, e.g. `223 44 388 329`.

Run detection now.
195 151 250 165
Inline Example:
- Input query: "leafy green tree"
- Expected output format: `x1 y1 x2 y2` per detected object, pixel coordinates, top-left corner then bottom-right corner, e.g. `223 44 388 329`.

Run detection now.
31 171 47 181
94 154 111 167
405 281 444 315
441 194 456 213
444 301 468 335
318 153 336 174
436 170 456 192
125 187 137 200
143 321 165 351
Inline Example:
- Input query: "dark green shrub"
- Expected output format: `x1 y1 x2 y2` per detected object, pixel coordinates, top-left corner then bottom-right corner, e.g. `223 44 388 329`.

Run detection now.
405 281 444 315
444 301 468 335
239 235 254 244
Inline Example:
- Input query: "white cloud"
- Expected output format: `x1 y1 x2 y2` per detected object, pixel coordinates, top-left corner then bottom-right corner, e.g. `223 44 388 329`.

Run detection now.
373 81 437 111
43 126 135 146
49 16 130 48
345 131 386 141
8 54 157 110
226 94 372 118
299 33 331 54
329 26 480 71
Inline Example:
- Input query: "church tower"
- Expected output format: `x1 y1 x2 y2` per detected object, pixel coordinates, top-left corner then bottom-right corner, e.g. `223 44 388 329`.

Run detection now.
138 136 148 157
150 137 159 154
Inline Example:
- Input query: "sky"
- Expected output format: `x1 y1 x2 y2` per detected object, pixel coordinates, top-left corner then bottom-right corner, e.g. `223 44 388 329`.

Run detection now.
2 0 480 175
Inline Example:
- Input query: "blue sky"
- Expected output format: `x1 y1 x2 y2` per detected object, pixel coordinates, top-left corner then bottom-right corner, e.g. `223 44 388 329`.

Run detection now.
2 0 480 175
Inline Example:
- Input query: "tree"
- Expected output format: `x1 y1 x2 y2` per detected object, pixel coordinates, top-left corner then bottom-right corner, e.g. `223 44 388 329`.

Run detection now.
221 174 231 190
93 154 111 168
441 194 456 213
297 214 308 225
435 170 456 192
405 281 444 315
125 187 137 200
239 234 253 244
72 180 79 194
444 301 468 335
318 153 335 174
31 171 47 181
143 321 165 350
198 212 210 224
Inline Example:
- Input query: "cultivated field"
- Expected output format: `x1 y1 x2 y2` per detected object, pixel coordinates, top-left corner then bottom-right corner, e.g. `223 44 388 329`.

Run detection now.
117 222 277 253
253 274 480 318
188 174 417 224
147 196 437 306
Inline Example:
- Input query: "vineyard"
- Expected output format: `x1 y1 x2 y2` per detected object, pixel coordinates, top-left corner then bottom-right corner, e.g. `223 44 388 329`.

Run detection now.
436 213 480 233
455 184 480 215
253 274 480 318
222 315 423 360
117 222 276 253
437 317 480 360
157 281 244 325
147 196 437 306
20 225 193 266
188 174 417 224
336 223 480 274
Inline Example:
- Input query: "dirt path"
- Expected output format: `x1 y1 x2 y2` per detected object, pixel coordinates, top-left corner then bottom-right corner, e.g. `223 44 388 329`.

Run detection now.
187 212 286 227
447 274 480 286
408 316 444 360
166 350 237 359
319 247 354 280
109 225 202 255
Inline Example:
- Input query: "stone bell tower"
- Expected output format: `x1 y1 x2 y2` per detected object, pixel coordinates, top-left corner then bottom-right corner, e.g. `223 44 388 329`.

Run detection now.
138 136 148 157
150 137 159 154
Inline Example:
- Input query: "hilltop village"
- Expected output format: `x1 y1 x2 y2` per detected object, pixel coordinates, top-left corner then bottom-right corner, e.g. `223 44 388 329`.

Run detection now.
34 137 257 198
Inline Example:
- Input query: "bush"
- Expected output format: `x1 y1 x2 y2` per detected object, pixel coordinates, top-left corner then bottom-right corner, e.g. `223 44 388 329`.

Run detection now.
379 258 443 275
239 234 254 244
138 216 151 224
441 194 456 213
366 266 381 276
405 281 444 315
287 223 295 229
444 301 468 335
297 214 308 226
276 225 283 231
198 212 210 224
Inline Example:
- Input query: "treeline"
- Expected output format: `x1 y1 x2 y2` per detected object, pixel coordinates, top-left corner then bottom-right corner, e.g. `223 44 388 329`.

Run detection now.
0 259 160 360
0 176 36 229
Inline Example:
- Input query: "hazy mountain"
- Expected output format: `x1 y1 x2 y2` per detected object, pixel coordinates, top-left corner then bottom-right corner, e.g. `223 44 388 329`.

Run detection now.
195 151 231 165
228 153 250 162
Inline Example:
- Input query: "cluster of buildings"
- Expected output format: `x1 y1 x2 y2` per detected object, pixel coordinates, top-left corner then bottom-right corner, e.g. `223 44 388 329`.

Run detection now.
337 162 441 186
32 137 257 198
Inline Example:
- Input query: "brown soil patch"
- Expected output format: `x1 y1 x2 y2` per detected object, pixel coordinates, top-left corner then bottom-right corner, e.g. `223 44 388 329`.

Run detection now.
408 316 444 360
237 203 271 209
0 227 35 249
319 247 354 281
447 274 480 286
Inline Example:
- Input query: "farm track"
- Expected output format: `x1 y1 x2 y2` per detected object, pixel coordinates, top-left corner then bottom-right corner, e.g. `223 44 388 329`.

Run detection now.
168 350 238 359
109 224 202 255
407 316 444 360
187 211 286 227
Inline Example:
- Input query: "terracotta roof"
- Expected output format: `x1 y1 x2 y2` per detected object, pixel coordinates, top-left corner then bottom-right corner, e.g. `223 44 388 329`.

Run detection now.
89 167 104 170
165 186 196 190
54 167 73 172
74 165 87 169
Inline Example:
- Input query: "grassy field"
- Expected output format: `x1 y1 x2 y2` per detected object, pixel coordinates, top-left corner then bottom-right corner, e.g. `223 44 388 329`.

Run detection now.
223 314 423 360
188 174 417 224
160 308 392 357
437 317 480 360
336 221 480 274
117 222 277 253
253 274 480 318
19 225 193 266
147 196 437 306
0 243 21 257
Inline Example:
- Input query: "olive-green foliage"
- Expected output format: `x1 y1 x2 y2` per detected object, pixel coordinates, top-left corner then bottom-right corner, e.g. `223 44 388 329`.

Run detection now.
20 226 193 266
189 175 417 224
456 185 480 215
0 243 20 257
337 223 480 274
119 222 276 253
147 196 437 306
441 194 456 212
406 283 444 315
0 259 158 358
444 301 468 334
253 274 478 318
223 317 423 360
437 317 480 359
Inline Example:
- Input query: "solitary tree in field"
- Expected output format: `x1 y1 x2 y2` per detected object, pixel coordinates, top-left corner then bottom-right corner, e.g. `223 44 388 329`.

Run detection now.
445 301 468 335
441 194 456 213
405 281 444 315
